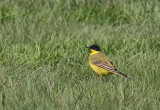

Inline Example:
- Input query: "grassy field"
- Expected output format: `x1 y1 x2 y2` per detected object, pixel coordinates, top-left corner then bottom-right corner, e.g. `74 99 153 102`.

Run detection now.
0 0 160 109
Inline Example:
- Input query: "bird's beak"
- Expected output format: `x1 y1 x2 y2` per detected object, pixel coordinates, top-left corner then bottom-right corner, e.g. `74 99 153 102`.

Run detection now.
86 46 89 49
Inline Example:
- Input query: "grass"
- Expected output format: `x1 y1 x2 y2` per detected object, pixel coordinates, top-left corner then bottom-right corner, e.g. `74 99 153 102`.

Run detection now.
0 0 160 109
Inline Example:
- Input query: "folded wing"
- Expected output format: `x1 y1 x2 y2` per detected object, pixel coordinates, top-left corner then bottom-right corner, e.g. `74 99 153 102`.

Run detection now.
92 60 118 73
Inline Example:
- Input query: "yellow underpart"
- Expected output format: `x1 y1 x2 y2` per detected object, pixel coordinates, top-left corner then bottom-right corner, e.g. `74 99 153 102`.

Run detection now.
89 49 113 75
89 58 112 75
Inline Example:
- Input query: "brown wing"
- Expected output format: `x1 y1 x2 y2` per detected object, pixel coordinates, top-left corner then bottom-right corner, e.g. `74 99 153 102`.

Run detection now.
109 60 117 71
90 52 131 79
92 60 118 73
92 60 131 79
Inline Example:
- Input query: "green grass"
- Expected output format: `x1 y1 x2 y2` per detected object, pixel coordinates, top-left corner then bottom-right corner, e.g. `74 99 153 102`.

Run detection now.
0 0 160 109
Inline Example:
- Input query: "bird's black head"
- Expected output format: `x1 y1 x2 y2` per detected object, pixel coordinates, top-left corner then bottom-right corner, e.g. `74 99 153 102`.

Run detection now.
87 45 101 51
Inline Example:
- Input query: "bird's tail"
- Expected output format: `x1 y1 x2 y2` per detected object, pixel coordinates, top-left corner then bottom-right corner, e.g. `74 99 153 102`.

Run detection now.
115 71 131 79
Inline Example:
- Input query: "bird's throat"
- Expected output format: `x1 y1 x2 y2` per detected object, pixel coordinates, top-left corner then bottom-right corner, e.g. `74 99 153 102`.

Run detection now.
90 49 99 54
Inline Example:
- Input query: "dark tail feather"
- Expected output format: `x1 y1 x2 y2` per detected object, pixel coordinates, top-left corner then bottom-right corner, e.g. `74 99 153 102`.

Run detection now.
116 71 131 79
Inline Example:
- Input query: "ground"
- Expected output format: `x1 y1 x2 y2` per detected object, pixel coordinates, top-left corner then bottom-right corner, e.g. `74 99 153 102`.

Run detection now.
0 0 160 109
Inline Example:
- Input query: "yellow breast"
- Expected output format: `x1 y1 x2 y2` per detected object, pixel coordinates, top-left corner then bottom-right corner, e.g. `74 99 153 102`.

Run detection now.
89 58 112 75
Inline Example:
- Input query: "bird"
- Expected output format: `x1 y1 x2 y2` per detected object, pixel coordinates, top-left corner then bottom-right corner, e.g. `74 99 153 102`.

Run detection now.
87 44 131 79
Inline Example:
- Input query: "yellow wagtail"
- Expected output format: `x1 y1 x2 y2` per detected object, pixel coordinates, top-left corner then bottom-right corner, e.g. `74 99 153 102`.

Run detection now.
87 45 131 79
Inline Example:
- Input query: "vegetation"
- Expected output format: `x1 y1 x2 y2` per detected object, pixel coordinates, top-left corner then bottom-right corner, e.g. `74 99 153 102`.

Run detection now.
0 0 160 109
